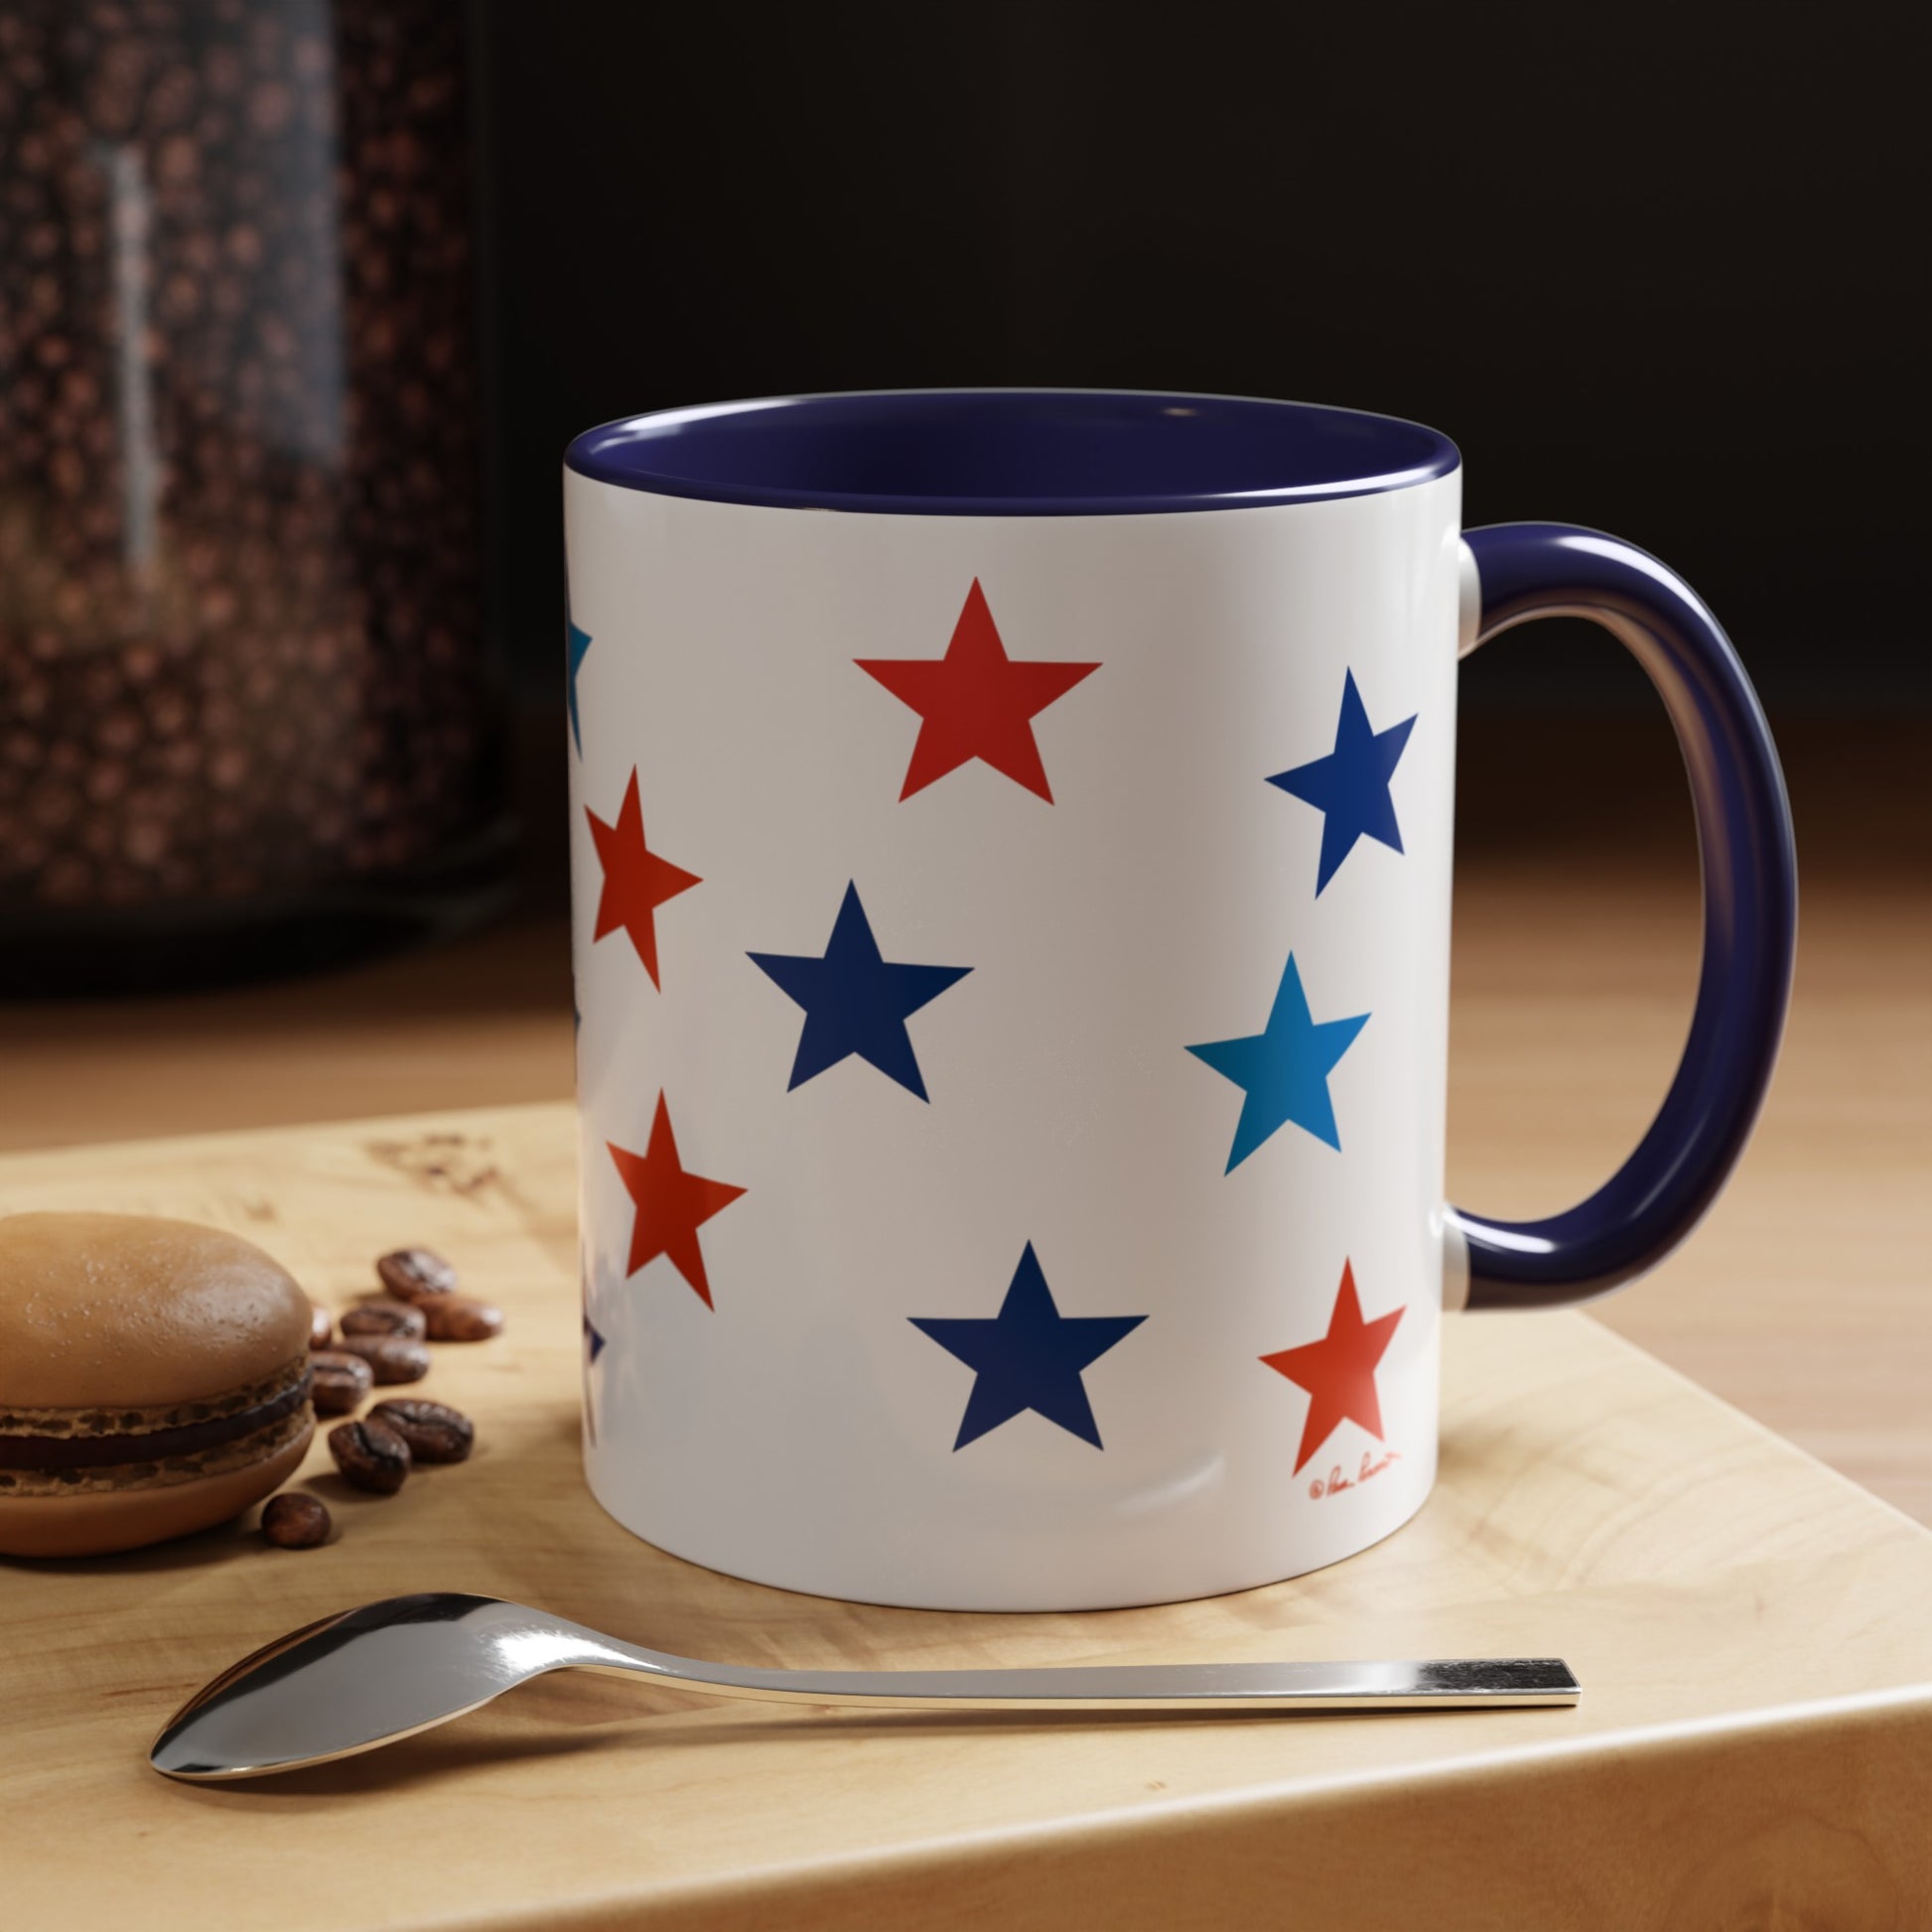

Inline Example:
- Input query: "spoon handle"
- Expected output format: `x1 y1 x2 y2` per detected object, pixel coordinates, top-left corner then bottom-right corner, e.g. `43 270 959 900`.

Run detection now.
603 1651 1581 1712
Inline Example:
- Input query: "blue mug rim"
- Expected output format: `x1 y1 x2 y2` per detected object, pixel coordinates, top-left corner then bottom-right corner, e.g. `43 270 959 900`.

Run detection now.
563 387 1460 517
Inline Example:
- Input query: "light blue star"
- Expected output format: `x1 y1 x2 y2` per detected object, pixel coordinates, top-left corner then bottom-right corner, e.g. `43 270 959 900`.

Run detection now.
566 617 594 757
1186 953 1368 1169
1268 670 1416 895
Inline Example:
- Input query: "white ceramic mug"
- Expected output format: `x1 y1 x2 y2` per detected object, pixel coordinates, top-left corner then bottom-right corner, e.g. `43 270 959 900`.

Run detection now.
565 389 1794 1610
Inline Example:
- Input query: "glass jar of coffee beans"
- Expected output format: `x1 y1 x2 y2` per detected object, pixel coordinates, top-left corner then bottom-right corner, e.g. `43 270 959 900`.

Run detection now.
0 0 511 991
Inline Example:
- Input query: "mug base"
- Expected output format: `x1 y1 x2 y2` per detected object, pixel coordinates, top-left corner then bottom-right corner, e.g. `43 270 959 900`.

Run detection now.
582 1447 1438 1613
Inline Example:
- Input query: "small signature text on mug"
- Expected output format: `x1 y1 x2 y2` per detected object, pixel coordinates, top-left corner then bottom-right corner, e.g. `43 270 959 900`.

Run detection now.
1310 1448 1402 1500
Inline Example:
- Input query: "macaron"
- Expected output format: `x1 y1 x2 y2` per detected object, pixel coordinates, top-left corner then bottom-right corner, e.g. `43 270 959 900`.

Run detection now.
0 1213 316 1558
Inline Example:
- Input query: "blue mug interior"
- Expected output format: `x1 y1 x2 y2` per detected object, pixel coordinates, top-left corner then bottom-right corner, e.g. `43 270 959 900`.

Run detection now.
565 389 1458 516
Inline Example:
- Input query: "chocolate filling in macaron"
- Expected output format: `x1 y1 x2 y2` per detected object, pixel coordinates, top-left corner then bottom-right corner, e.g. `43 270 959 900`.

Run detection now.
0 1360 313 1481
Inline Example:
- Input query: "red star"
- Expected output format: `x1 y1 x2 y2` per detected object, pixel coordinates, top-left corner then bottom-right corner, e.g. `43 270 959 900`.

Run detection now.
586 768 701 988
856 579 1099 801
1261 1262 1405 1474
608 1095 746 1308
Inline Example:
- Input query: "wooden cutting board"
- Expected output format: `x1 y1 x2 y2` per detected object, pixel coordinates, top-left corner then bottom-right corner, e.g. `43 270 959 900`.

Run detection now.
3 1104 1927 1930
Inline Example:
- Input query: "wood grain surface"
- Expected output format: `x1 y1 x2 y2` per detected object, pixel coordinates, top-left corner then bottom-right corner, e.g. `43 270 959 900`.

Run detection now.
2 1103 1928 1931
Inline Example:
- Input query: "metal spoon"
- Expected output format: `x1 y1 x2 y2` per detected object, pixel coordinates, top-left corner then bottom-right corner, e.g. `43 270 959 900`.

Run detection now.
149 1591 1580 1781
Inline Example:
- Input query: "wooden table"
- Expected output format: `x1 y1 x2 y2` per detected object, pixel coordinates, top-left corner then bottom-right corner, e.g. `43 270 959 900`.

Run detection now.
3 1103 1928 1930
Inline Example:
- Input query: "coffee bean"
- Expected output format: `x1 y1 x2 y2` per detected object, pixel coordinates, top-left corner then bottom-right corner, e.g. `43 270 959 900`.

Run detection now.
308 1302 334 1349
334 1332 431 1385
329 1417 412 1494
422 1295 503 1342
309 1349 374 1415
370 1398 474 1464
376 1248 458 1303
262 1492 332 1548
341 1298 428 1341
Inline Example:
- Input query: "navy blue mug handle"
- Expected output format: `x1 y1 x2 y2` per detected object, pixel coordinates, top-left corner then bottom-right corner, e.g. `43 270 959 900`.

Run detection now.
1448 523 1798 1311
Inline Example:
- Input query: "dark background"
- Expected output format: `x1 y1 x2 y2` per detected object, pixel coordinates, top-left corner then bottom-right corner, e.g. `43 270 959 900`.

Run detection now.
468 0 1923 716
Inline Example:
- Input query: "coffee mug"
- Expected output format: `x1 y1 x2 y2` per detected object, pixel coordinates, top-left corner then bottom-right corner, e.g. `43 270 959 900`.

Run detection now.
564 390 1794 1611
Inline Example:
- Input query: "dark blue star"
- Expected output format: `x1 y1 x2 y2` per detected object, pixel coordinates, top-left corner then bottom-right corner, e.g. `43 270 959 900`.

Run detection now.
1186 952 1369 1169
1268 670 1417 894
911 1243 1145 1449
581 1276 608 1445
750 882 972 1100
566 617 594 757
